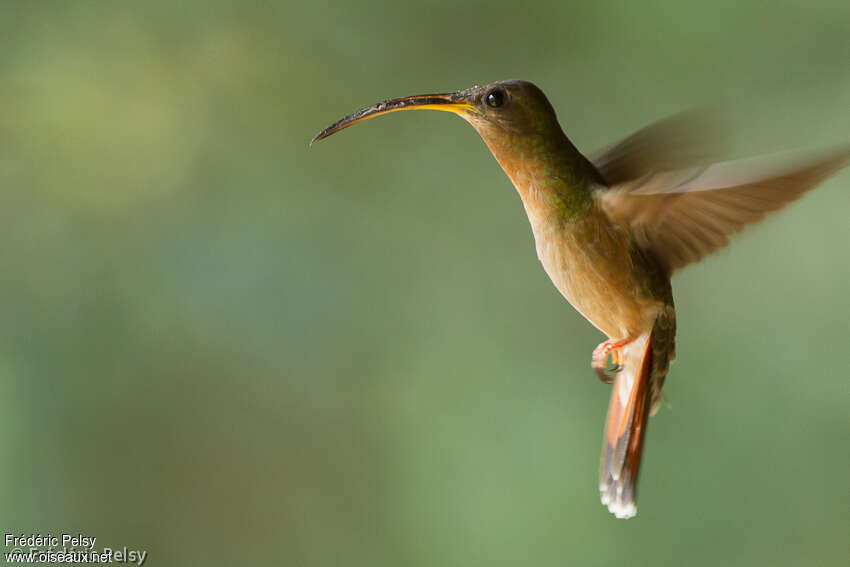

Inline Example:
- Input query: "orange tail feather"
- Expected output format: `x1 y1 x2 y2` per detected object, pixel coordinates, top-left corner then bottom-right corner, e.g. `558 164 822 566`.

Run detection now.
599 332 654 518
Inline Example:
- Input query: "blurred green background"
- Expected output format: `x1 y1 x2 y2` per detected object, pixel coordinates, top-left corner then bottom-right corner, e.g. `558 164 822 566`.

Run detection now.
2 1 849 565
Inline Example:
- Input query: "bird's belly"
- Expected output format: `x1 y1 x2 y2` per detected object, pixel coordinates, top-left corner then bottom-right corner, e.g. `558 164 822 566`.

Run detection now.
532 219 661 339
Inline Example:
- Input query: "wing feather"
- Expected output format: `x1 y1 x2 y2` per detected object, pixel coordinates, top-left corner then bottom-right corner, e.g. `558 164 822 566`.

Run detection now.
597 148 850 273
592 108 726 186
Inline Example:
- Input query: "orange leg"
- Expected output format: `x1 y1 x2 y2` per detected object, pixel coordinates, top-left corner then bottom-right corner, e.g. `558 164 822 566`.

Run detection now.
592 337 633 384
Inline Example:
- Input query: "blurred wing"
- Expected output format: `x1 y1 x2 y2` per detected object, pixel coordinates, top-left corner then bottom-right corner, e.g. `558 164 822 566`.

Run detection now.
597 147 850 273
591 108 726 186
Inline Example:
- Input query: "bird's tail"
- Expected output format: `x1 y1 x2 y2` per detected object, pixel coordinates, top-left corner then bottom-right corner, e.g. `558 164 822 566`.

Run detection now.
598 331 655 519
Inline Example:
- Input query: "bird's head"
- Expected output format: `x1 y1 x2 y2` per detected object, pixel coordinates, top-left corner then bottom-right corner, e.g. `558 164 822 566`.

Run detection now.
311 80 562 146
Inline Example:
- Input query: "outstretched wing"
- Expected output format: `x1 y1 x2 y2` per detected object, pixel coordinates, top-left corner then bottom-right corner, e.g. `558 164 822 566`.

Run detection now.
596 147 850 274
591 108 726 186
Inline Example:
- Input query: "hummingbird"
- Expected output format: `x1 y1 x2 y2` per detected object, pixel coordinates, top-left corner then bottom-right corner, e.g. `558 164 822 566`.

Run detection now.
311 80 849 518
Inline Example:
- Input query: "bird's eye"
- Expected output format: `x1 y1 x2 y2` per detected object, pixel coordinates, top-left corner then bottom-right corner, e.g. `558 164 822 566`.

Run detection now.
486 89 506 108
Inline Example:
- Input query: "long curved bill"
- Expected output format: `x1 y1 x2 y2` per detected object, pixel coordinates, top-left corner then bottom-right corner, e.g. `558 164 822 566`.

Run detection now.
311 92 476 145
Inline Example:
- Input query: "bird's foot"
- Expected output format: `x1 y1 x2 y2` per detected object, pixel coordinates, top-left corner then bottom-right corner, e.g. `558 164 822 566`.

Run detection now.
592 338 632 384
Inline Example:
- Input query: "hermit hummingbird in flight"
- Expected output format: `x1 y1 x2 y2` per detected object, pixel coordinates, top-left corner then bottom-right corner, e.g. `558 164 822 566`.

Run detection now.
311 80 849 519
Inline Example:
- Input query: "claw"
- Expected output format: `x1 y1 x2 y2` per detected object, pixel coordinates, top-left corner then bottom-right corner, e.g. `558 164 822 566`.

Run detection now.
592 338 633 383
595 365 615 384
